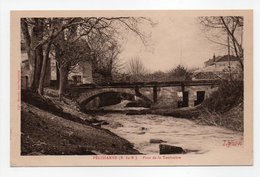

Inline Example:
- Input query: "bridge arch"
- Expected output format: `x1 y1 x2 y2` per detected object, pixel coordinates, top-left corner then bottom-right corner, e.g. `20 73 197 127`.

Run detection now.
76 88 152 110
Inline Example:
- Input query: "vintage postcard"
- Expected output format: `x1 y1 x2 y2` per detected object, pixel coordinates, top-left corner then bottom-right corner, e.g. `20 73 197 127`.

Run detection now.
11 10 253 166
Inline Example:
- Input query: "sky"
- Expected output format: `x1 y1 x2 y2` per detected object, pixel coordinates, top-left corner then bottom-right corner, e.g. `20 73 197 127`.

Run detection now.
119 16 228 73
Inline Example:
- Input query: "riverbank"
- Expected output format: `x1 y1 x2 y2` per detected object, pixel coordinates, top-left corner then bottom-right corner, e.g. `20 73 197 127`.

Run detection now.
194 103 244 132
21 91 140 155
194 80 244 132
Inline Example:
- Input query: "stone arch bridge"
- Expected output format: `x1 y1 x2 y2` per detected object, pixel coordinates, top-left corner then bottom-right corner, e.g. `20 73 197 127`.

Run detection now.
67 80 220 110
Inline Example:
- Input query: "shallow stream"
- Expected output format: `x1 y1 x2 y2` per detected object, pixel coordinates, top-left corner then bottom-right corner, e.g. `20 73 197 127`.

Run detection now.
95 103 243 155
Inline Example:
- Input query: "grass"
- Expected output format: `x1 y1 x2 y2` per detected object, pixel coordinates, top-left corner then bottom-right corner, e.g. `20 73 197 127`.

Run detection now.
195 79 244 132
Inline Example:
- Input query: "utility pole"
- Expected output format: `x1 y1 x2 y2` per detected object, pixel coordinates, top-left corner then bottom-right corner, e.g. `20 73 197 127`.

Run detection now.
179 37 183 65
180 47 182 65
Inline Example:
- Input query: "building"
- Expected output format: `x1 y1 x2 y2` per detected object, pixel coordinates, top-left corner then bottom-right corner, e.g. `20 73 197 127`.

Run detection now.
21 47 93 89
67 61 93 85
20 28 94 89
193 54 242 80
21 49 52 89
204 54 241 68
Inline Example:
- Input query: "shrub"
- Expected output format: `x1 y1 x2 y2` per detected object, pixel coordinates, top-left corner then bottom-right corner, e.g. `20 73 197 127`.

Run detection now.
196 79 244 131
202 79 243 114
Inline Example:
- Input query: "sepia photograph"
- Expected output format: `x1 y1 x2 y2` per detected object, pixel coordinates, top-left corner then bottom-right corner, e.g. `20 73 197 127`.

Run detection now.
10 10 253 166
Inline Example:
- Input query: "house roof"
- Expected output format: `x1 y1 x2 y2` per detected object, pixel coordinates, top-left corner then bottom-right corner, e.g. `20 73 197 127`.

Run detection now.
193 55 241 79
204 55 239 65
194 64 226 73
192 71 223 80
216 55 239 62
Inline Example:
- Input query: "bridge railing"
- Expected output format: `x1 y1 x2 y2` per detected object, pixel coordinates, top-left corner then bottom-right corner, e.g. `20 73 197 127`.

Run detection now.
69 80 222 90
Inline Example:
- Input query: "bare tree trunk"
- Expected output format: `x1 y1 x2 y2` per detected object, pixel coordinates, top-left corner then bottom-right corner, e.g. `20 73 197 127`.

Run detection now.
27 50 35 88
58 65 69 101
37 41 52 95
54 46 61 88
31 47 43 91
21 19 33 88
21 18 44 91
56 64 60 88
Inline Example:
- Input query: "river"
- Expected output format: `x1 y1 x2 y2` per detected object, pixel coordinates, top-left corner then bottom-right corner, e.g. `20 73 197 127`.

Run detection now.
95 101 243 155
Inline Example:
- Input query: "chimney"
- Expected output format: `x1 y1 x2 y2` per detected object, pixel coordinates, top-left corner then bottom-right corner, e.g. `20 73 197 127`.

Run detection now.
213 53 216 62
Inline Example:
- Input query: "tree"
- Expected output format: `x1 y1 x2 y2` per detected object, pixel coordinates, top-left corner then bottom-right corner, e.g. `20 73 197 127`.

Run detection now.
21 18 44 91
55 40 91 100
21 17 152 97
168 65 192 81
198 16 244 71
21 18 86 94
80 17 153 84
138 71 168 82
127 57 147 81
87 31 121 84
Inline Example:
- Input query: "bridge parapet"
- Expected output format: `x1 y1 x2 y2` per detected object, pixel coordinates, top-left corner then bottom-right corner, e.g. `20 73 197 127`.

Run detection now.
70 80 221 89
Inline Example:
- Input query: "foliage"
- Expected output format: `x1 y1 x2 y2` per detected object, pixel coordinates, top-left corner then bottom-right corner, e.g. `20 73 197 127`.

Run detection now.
56 39 92 71
123 63 193 82
196 102 243 132
21 17 153 96
126 57 148 82
89 33 122 83
202 79 243 114
168 65 192 81
144 71 169 82
194 79 244 131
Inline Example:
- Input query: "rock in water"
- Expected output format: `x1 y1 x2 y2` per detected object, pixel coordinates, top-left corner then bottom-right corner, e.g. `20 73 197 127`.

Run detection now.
140 127 148 131
159 144 186 154
101 120 109 125
92 122 102 127
149 139 166 143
